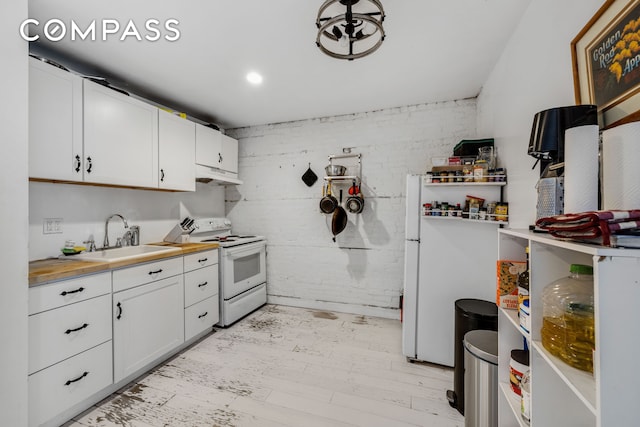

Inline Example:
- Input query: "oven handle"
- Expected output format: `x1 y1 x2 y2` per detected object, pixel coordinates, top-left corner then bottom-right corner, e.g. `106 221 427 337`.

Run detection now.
223 241 266 258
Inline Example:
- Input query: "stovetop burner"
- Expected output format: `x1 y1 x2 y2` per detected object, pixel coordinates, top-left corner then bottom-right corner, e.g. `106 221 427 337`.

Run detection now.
188 217 264 247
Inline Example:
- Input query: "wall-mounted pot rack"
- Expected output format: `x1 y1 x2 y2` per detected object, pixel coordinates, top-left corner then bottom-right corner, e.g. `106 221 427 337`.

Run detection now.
324 153 362 184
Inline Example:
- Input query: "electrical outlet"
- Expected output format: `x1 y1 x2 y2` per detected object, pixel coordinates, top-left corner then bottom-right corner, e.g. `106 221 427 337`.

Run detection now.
43 218 63 234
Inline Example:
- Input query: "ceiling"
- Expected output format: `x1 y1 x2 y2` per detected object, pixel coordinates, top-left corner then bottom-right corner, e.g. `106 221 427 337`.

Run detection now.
27 0 531 130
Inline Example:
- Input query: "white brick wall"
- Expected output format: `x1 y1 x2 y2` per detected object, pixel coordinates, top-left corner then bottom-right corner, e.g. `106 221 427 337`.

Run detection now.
227 99 477 319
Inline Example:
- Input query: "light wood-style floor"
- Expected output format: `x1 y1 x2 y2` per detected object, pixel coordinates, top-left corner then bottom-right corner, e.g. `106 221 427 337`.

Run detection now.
66 305 464 426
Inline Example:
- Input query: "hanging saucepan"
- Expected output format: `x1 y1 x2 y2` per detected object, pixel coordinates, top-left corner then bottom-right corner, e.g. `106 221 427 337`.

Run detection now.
332 190 348 242
345 181 364 214
319 181 338 214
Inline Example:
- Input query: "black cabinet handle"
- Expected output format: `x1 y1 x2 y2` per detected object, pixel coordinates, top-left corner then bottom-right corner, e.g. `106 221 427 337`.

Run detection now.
65 323 89 334
198 258 208 263
218 153 223 163
116 302 122 320
198 312 208 319
198 281 208 288
60 287 84 296
160 169 165 182
86 156 92 174
75 155 81 173
64 371 88 386
148 269 163 275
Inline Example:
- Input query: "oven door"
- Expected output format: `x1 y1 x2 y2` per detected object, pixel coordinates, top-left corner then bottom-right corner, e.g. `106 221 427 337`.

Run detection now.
221 241 266 300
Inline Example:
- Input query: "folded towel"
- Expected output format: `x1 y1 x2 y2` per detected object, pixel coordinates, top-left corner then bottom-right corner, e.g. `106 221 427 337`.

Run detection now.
535 210 640 246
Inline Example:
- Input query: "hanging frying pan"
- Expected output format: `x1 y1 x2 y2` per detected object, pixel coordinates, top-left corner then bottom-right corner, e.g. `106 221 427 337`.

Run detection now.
332 190 348 241
301 163 318 187
319 181 338 214
345 181 364 214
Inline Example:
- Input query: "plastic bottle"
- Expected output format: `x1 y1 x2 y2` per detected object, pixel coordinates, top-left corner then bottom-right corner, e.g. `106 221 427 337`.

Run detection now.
521 369 531 425
540 264 595 372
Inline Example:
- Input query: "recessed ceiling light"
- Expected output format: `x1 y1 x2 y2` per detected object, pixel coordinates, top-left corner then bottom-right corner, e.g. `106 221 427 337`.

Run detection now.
246 72 263 85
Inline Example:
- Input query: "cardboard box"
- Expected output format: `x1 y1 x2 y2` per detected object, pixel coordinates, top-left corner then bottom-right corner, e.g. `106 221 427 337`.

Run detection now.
496 260 526 310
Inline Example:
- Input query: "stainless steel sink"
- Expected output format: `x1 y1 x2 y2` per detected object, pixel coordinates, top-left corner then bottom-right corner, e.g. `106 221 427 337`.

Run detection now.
74 245 181 263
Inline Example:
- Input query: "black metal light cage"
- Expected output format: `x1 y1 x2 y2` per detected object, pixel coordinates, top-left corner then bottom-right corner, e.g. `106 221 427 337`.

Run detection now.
316 0 385 61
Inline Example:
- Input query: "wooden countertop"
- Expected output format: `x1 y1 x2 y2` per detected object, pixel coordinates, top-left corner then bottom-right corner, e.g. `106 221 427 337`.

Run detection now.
148 241 219 254
29 258 110 286
29 242 219 286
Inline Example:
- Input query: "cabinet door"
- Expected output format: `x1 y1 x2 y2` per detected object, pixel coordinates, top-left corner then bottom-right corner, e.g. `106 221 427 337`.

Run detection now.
195 124 221 167
113 275 184 382
158 110 196 191
29 57 83 181
83 80 158 188
219 133 238 174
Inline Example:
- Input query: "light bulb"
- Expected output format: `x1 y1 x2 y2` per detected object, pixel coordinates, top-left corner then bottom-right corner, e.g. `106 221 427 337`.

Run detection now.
246 72 263 85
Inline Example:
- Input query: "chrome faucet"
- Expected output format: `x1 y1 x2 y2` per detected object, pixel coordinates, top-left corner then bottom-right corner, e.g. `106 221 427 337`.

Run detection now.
104 214 128 249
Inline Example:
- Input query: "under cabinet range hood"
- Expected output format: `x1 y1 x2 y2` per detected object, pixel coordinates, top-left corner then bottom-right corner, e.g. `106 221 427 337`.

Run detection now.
195 164 243 185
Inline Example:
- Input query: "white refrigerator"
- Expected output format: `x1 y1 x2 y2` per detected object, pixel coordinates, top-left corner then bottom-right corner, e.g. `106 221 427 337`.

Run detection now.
402 174 499 366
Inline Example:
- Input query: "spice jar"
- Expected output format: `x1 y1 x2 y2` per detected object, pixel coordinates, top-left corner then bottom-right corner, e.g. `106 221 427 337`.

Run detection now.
473 160 489 182
463 164 474 182
495 202 508 221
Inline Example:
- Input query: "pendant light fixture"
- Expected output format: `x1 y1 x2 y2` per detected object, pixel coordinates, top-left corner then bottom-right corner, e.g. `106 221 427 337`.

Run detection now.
316 0 385 61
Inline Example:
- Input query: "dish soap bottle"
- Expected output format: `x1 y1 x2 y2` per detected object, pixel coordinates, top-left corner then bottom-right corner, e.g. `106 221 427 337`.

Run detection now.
540 264 595 372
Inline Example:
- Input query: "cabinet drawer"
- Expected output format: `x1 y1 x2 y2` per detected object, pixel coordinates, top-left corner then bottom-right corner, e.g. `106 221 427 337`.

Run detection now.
184 264 218 307
28 341 113 427
185 295 219 341
184 249 218 272
29 294 112 375
112 256 182 292
29 272 111 315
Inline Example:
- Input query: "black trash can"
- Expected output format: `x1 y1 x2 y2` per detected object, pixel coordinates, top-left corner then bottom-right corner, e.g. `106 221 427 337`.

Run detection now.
446 298 498 415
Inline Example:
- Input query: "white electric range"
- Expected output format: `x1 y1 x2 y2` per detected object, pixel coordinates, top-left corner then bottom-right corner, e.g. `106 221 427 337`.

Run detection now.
189 217 267 327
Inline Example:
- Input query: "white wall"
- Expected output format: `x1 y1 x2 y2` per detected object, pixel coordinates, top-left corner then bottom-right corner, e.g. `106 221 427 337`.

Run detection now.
477 0 604 229
227 100 477 318
0 1 28 424
29 182 225 260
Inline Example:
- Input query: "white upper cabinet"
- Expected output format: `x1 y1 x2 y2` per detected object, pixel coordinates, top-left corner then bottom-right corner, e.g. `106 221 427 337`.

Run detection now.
158 109 196 191
29 57 83 181
220 133 238 174
195 123 222 168
83 80 158 188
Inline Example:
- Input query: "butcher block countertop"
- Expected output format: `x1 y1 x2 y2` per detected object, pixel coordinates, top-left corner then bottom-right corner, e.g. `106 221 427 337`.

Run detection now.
149 241 219 255
29 242 219 286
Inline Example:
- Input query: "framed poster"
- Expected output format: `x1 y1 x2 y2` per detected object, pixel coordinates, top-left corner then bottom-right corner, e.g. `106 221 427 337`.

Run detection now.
572 0 640 128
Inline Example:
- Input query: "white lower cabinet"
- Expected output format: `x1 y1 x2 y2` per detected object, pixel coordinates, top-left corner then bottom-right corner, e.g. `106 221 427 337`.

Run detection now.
183 249 219 340
29 250 219 426
28 341 113 427
28 272 113 427
113 275 184 383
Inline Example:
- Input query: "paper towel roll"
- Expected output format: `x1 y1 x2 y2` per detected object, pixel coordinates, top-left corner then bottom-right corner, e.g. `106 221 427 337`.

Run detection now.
564 125 599 214
602 122 640 210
